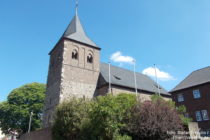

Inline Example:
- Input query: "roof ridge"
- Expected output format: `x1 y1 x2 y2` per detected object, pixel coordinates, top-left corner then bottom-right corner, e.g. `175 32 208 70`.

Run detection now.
170 66 210 92
100 62 170 95
100 62 145 76
191 66 210 73
100 62 164 87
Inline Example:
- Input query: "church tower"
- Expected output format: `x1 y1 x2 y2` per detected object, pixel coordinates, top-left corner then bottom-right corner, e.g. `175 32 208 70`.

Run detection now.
43 6 101 127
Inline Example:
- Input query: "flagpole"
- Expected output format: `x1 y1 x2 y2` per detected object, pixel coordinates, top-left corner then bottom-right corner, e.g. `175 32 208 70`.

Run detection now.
133 60 138 97
154 64 160 96
108 61 112 94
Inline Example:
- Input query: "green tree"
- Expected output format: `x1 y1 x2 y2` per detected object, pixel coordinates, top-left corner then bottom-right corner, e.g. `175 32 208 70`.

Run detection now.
52 94 189 140
52 98 90 140
52 93 136 140
80 93 136 140
0 83 46 136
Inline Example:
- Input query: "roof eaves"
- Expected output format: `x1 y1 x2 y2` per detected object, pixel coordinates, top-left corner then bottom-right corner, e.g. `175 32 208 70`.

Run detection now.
110 83 171 96
63 37 101 50
170 81 210 93
49 38 64 55
99 63 169 96
49 37 101 55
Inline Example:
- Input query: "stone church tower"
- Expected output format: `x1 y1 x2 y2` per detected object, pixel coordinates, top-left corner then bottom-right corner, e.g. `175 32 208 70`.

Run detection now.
42 3 172 128
43 9 101 127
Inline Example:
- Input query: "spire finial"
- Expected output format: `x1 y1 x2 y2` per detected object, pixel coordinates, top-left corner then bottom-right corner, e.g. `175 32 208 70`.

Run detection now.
76 0 78 15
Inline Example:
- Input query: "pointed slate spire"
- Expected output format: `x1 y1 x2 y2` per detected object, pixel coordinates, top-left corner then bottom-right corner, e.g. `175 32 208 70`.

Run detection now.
62 6 98 48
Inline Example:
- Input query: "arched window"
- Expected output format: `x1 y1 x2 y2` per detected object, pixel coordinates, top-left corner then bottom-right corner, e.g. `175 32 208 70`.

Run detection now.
72 49 78 60
87 53 93 63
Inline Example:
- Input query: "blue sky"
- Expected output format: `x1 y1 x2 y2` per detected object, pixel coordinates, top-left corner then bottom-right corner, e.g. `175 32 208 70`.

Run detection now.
0 0 210 101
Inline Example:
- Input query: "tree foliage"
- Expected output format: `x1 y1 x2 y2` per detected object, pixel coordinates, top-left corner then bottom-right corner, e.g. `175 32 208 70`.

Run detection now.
52 98 90 140
0 83 46 136
151 94 192 126
52 94 188 140
176 105 192 126
52 94 135 140
127 97 183 140
81 94 136 140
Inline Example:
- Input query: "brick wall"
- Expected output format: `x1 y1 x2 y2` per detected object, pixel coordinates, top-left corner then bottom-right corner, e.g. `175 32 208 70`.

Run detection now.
171 83 210 130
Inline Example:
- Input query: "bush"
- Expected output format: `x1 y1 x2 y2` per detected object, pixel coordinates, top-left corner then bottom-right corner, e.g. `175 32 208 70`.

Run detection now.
52 94 186 140
151 95 192 126
176 105 192 126
80 93 136 140
52 94 136 140
52 98 90 140
127 97 183 140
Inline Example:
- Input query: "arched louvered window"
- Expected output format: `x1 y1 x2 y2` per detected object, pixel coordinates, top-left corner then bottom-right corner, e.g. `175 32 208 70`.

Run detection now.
72 49 78 60
87 53 93 63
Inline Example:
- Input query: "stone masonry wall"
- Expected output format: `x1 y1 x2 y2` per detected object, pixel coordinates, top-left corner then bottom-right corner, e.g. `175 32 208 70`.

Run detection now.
43 41 64 128
97 85 171 101
59 40 100 102
43 39 100 127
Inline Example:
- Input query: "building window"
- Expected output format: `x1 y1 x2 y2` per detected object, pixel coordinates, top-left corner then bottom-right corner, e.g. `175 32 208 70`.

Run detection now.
177 94 184 102
72 50 78 60
193 89 201 99
195 111 202 121
201 110 209 120
87 53 93 63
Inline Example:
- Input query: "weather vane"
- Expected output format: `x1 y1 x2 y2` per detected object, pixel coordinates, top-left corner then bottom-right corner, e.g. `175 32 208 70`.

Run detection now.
76 0 79 14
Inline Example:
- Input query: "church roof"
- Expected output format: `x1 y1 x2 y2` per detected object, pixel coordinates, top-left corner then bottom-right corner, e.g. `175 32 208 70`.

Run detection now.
62 13 99 49
171 66 210 92
100 63 170 96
